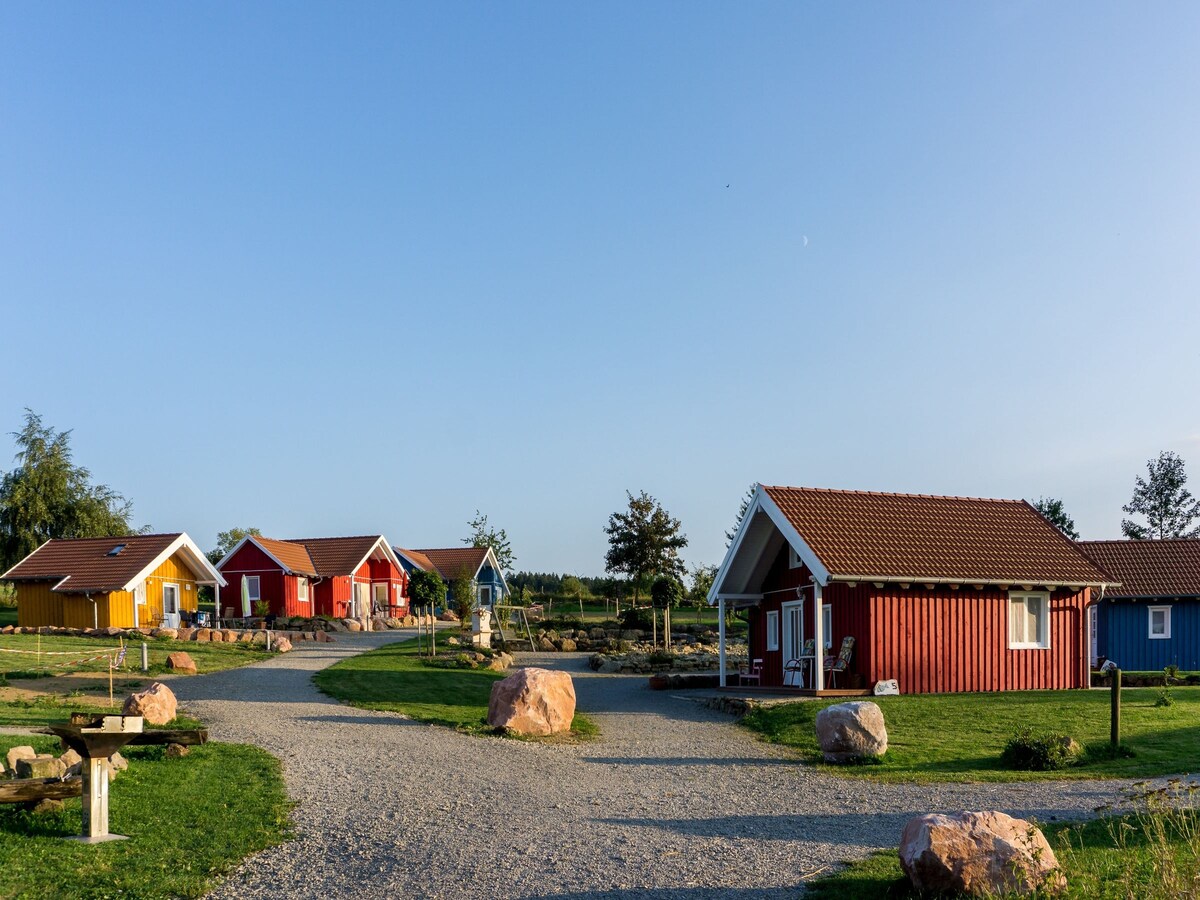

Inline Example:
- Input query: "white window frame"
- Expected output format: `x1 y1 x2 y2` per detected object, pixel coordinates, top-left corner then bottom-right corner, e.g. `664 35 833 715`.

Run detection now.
788 545 803 569
1148 605 1172 640
297 577 309 604
765 610 780 651
478 585 492 606
162 583 180 616
246 576 261 604
1008 592 1050 650
822 603 833 650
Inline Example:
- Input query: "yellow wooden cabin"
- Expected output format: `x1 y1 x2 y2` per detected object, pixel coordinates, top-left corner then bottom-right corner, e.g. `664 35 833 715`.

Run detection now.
1 533 226 629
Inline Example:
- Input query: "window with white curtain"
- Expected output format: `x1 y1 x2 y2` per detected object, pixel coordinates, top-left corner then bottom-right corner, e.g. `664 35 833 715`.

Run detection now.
1149 606 1172 640
1008 592 1050 649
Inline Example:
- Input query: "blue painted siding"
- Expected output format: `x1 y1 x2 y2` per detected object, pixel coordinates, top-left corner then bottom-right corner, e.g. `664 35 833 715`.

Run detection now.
1098 599 1200 671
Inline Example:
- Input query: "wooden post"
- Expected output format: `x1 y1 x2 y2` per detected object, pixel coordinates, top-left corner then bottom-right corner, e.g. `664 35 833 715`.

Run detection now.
717 597 727 687
1111 668 1121 747
108 656 114 708
81 758 111 840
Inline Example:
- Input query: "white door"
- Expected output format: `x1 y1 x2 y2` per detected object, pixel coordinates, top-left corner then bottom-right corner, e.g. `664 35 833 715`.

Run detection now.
781 600 805 685
162 584 180 628
354 582 370 618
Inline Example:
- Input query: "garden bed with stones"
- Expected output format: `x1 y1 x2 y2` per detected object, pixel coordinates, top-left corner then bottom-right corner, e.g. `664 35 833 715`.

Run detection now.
587 642 748 675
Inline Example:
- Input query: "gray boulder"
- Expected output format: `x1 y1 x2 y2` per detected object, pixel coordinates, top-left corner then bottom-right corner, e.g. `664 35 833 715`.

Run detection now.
815 701 888 762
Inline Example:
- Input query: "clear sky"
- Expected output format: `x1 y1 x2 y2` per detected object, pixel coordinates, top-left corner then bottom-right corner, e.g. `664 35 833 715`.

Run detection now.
2 3 1198 575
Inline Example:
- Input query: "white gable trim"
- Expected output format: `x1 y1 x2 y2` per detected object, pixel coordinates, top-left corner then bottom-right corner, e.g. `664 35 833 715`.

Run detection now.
348 536 406 578
708 485 831 604
215 535 299 575
122 532 227 590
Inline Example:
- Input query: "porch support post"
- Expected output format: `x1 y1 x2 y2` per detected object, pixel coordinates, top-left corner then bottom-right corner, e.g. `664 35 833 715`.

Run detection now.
214 582 220 629
718 596 727 688
813 581 825 692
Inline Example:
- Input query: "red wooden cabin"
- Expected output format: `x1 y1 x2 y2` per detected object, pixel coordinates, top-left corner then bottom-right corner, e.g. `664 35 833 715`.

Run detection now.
710 485 1115 694
217 535 408 621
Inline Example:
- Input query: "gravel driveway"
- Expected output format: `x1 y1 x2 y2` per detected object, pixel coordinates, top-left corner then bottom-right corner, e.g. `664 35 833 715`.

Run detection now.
170 636 1122 899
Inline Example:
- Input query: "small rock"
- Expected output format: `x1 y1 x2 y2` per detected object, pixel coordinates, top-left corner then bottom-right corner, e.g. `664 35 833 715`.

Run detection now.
165 743 190 758
195 628 213 642
221 630 238 643
123 681 178 725
275 638 293 653
209 629 224 643
175 627 193 641
560 638 578 652
153 627 178 639
166 651 197 674
17 755 66 779
25 798 64 814
5 745 36 771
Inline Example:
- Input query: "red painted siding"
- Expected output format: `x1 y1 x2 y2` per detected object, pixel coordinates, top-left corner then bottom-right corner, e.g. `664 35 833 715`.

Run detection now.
866 586 1088 693
217 542 319 618
744 544 1089 693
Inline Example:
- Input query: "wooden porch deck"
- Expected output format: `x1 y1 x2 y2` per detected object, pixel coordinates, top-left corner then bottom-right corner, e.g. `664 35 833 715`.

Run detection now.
718 685 872 698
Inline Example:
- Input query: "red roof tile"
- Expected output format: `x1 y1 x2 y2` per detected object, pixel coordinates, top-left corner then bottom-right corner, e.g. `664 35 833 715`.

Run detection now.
396 549 436 572
1078 539 1200 599
2 534 185 593
252 537 318 577
763 485 1112 585
409 547 490 580
284 536 388 577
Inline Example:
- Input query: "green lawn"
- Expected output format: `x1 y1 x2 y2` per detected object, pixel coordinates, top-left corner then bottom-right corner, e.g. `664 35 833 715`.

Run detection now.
0 695 204 729
0 735 290 899
314 637 597 737
0 633 273 679
808 808 1200 900
0 608 16 628
741 687 1200 782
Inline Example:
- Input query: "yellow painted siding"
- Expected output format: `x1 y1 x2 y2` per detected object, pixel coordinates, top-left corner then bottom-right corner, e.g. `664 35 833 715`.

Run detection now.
138 552 202 627
14 551 206 629
16 582 113 629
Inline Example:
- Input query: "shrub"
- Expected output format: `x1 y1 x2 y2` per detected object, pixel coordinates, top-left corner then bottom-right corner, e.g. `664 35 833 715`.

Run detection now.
619 607 652 631
1156 687 1175 708
1001 727 1080 771
252 600 270 619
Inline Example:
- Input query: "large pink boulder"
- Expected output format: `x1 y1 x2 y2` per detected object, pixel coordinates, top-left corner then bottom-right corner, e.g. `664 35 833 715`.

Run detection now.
899 811 1065 896
166 651 197 674
487 667 576 736
815 701 888 762
122 681 178 725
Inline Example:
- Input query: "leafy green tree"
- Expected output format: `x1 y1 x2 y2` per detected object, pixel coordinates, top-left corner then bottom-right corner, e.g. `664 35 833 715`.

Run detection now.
1030 498 1080 541
1122 451 1200 539
408 568 445 613
561 575 587 601
689 564 717 621
0 410 143 571
450 566 475 626
464 510 515 573
725 483 756 547
651 575 684 609
603 490 688 605
207 526 263 565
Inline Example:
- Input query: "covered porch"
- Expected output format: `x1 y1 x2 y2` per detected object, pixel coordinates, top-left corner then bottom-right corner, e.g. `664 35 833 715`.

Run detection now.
711 495 857 693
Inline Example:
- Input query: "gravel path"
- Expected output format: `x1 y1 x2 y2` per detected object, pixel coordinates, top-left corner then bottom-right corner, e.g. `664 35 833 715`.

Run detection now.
170 638 1123 899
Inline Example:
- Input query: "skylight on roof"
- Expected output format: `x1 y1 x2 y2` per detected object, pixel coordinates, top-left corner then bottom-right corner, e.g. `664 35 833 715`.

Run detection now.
106 544 126 557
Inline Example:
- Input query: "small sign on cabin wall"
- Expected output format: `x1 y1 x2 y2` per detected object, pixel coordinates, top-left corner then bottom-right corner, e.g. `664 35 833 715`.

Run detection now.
874 679 900 696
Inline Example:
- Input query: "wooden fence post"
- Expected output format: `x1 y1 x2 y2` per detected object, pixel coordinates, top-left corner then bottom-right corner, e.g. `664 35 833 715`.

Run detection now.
1111 668 1121 747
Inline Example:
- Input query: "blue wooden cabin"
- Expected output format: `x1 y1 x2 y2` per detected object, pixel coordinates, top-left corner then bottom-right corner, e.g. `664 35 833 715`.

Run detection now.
1081 538 1200 671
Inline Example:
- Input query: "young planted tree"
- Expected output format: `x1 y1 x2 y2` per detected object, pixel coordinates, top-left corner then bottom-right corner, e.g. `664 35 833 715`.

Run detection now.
560 575 587 616
207 526 263 565
603 491 688 606
464 510 515 573
450 566 475 627
408 568 445 614
0 410 143 571
651 575 685 649
689 564 717 622
1121 451 1200 539
1030 497 1080 541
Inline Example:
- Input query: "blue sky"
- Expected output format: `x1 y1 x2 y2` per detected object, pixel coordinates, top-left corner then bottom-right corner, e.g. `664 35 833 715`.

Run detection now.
2 3 1198 575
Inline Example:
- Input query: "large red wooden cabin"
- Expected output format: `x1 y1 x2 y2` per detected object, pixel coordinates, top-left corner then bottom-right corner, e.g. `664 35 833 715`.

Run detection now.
217 534 408 621
710 485 1115 694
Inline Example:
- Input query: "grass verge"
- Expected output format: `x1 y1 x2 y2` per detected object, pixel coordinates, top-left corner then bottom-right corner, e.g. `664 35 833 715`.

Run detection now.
808 791 1200 900
0 633 274 679
741 687 1200 782
0 734 290 899
314 637 597 738
0 696 204 729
